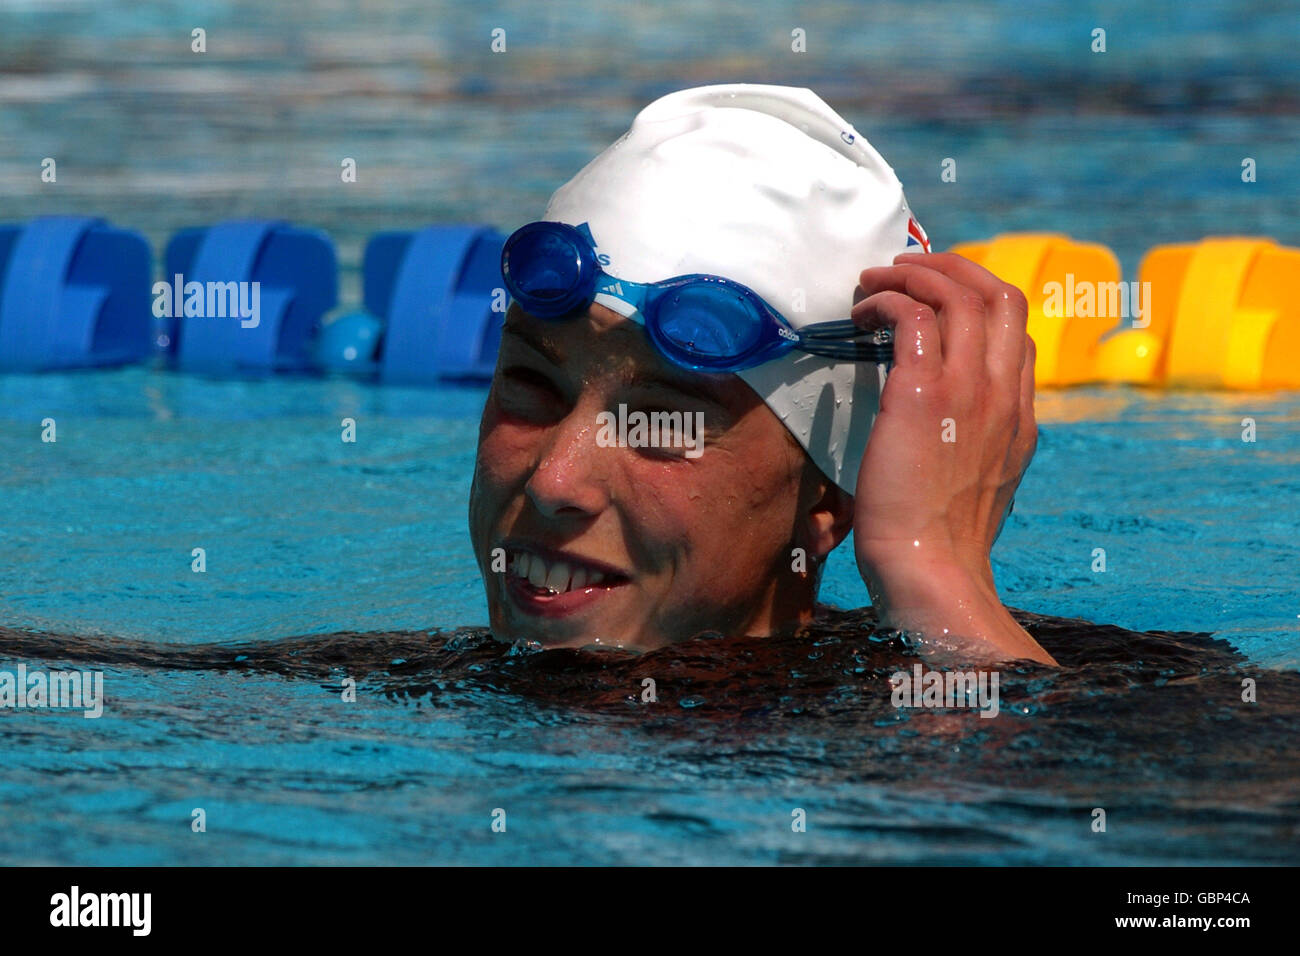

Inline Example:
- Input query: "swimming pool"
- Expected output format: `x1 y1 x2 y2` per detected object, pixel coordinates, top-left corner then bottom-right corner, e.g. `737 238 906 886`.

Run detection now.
2 0 1299 866
1 369 1297 865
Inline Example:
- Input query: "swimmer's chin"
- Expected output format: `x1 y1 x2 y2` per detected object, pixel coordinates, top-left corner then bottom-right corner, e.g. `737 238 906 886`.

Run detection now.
487 617 793 654
486 597 645 651
487 627 650 655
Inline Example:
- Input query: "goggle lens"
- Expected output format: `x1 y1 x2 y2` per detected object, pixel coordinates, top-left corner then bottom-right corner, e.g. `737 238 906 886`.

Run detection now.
648 281 767 369
502 225 588 318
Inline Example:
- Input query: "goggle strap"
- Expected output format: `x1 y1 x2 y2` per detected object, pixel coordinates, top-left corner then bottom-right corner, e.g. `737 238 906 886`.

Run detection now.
798 320 892 343
592 291 645 324
798 340 893 363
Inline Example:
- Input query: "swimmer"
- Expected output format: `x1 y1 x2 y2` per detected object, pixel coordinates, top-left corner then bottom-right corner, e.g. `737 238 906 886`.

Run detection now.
468 84 1057 667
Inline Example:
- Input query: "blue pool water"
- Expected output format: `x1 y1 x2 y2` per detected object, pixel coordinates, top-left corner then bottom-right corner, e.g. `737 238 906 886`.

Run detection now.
2 0 1300 865
2 370 1297 865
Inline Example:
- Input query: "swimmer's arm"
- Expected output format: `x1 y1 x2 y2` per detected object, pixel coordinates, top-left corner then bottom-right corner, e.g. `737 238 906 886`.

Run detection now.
848 250 1057 666
860 555 1055 665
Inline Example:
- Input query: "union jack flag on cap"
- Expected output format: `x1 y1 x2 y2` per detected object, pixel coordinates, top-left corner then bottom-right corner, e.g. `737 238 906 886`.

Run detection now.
906 216 931 253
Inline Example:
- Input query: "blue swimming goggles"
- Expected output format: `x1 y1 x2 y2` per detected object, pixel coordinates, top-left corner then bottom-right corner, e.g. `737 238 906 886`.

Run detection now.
500 220 893 373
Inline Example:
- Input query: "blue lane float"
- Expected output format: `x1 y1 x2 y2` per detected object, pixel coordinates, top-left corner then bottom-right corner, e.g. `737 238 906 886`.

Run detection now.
0 216 152 371
1 217 506 382
360 224 505 384
161 219 337 373
314 309 385 373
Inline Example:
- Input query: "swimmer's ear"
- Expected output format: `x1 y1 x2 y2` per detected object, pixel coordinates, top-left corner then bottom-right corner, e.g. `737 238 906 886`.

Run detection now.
800 466 855 563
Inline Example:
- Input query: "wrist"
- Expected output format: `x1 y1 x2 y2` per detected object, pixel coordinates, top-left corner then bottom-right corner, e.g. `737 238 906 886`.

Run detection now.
861 554 993 629
858 551 1054 665
858 535 993 591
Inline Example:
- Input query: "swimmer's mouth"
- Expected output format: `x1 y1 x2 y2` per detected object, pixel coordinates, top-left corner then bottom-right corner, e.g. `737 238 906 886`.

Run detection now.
503 545 631 596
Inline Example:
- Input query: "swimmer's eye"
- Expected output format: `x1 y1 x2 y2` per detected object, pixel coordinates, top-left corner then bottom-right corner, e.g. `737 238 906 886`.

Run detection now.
494 366 567 422
626 405 708 461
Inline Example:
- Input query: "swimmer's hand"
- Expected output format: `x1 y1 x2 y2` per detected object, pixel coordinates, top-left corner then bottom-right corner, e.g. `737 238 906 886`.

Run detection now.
849 251 1058 666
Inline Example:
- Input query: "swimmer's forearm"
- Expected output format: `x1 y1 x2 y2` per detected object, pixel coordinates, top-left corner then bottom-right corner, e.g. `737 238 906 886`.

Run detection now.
862 558 1058 666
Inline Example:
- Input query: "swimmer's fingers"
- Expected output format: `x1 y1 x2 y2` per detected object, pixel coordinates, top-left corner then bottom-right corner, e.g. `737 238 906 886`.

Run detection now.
1016 333 1039 463
849 290 942 381
858 262 987 375
896 251 1029 389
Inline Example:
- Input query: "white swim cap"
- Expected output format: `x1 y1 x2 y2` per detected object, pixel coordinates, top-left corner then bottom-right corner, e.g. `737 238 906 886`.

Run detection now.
541 83 928 494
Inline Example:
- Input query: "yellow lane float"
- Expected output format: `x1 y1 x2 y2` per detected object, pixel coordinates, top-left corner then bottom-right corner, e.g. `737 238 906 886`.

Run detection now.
947 233 1122 387
947 233 1300 389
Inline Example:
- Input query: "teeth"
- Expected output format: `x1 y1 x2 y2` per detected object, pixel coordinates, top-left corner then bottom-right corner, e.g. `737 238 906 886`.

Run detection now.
508 550 614 593
545 560 572 592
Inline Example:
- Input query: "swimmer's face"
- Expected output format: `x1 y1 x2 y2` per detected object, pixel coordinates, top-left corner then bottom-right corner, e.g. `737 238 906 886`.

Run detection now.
468 302 846 651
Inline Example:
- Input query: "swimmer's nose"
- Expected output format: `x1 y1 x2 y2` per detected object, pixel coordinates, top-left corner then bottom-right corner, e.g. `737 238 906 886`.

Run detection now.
525 408 611 519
